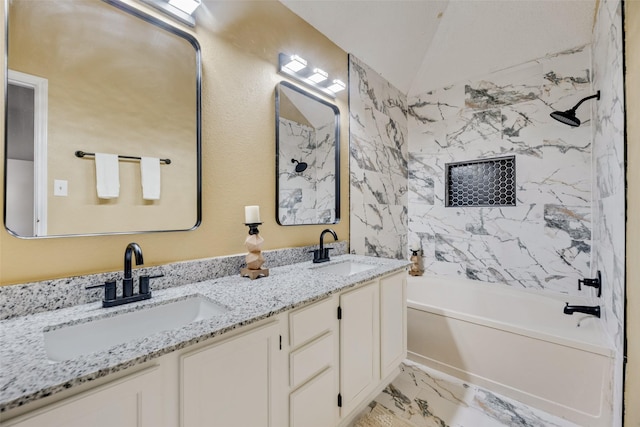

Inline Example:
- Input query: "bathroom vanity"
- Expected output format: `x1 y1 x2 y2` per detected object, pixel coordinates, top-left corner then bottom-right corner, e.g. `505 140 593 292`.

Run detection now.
0 255 408 427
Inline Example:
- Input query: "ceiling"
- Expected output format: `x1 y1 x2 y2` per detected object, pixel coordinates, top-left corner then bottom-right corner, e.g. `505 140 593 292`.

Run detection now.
279 0 597 97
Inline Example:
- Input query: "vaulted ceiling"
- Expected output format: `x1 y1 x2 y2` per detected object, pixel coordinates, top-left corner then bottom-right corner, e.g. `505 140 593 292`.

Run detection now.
279 0 597 97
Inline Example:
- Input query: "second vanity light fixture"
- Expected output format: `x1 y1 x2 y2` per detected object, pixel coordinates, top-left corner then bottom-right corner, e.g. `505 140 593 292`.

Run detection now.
140 0 201 27
279 53 346 98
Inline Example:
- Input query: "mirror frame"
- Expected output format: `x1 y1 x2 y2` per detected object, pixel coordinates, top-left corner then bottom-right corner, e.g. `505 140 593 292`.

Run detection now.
3 0 202 238
275 81 340 226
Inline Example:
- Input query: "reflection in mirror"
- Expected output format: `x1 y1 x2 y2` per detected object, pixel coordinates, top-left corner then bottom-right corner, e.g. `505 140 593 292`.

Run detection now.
276 81 340 226
4 0 201 238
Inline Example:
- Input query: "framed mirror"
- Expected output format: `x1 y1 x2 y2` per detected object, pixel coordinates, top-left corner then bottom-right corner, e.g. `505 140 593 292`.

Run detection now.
4 0 201 238
275 81 340 225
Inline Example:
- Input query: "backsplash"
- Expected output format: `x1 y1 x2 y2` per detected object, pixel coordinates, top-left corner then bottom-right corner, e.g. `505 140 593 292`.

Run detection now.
0 241 348 320
348 55 409 260
407 46 593 295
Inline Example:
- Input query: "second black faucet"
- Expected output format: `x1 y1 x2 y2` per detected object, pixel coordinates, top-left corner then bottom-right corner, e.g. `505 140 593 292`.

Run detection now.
312 229 338 263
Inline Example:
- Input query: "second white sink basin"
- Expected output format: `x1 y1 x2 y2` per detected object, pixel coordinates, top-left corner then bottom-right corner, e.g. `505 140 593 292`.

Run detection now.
315 261 376 276
44 295 228 362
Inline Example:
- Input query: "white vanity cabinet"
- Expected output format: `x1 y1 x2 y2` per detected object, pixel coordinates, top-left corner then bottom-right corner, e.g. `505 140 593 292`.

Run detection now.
287 297 339 427
180 320 282 427
380 272 407 379
1 366 163 427
338 270 406 423
339 281 380 416
1 267 407 427
286 270 407 426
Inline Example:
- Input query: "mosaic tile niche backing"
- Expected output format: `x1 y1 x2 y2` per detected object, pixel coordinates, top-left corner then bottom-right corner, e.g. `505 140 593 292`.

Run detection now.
445 156 516 207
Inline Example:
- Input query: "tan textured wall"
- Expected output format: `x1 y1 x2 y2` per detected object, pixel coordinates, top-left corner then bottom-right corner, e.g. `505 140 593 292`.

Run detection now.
625 1 640 424
0 0 349 284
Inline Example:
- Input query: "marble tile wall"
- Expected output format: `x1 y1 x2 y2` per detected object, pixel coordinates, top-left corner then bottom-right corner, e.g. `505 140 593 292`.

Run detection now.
591 0 625 423
407 47 594 295
278 118 336 224
348 55 409 259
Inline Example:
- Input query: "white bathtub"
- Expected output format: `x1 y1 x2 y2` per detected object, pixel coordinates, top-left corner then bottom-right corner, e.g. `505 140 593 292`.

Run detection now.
406 275 614 427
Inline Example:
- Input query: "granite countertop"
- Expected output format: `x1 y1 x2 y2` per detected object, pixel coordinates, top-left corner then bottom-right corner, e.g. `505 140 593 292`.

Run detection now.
0 255 408 413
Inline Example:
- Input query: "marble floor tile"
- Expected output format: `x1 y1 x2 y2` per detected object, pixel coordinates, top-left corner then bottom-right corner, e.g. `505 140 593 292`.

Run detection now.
351 361 580 427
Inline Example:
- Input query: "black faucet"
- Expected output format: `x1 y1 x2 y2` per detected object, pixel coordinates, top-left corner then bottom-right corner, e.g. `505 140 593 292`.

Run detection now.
86 242 163 308
563 303 601 318
123 242 144 297
312 229 338 263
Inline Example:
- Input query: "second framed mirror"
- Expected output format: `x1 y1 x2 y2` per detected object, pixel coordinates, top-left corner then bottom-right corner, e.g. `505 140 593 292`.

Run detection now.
275 81 340 225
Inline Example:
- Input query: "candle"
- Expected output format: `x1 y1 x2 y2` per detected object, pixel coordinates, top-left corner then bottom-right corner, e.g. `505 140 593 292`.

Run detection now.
245 205 261 223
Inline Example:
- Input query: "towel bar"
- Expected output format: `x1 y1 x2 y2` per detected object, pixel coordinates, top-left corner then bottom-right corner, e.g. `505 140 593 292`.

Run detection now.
75 150 171 164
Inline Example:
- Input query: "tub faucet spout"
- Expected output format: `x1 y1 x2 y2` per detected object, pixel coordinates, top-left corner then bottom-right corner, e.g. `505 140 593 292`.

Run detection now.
563 303 600 318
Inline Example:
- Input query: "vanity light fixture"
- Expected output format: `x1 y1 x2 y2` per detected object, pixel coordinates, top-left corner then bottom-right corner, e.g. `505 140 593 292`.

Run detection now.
327 79 346 94
283 55 308 73
140 0 201 27
167 0 201 15
278 53 345 98
308 68 328 84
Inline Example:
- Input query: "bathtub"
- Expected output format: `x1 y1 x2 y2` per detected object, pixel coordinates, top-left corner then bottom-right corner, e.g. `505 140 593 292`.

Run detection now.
406 275 614 427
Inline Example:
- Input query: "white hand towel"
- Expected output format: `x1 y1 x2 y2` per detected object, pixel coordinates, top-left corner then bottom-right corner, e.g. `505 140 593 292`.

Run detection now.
140 157 161 200
95 153 120 199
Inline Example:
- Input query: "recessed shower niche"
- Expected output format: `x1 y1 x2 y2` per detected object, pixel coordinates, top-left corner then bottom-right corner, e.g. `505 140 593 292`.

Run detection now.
445 156 516 207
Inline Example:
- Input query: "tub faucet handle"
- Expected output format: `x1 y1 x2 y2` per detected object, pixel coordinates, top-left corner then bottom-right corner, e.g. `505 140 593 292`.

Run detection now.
578 270 602 297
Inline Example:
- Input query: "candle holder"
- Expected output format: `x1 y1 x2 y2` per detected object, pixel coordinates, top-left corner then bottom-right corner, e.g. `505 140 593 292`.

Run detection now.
240 222 270 280
409 249 424 276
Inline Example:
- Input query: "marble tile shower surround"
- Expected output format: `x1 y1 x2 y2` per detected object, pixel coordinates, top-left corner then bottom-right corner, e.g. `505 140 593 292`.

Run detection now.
407 46 595 295
591 0 625 424
278 118 336 224
349 55 409 260
0 241 348 320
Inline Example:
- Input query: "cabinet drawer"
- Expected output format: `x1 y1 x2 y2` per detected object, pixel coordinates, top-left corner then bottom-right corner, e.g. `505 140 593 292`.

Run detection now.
290 332 334 389
289 297 334 348
289 367 337 427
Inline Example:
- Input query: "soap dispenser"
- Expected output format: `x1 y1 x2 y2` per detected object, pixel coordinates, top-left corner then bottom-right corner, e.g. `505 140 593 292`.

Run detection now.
409 249 424 276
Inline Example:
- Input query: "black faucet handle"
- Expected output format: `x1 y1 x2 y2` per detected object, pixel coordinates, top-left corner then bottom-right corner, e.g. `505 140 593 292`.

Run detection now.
323 247 334 257
86 280 117 301
139 274 164 295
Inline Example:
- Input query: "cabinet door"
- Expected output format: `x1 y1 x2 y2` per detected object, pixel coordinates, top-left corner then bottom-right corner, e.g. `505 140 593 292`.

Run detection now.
339 282 379 416
180 321 281 427
3 367 162 427
380 272 407 379
290 367 337 427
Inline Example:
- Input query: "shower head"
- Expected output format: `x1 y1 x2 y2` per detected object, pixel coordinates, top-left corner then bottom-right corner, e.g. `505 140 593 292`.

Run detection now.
291 158 308 173
550 91 600 127
550 109 581 127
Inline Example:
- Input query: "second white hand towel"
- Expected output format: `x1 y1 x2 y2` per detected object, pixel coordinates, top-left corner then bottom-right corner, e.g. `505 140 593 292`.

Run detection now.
95 153 120 199
140 157 161 200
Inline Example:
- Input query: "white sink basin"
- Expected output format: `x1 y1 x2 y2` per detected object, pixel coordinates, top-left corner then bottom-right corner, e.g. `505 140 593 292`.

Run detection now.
44 295 228 362
315 261 376 276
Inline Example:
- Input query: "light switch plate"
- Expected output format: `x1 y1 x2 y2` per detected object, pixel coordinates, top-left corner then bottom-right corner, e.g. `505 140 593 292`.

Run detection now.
54 179 68 196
